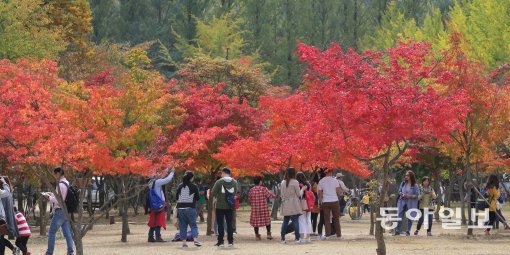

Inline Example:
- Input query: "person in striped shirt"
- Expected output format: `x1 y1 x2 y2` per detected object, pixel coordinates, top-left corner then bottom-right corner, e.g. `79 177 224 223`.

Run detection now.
14 207 31 255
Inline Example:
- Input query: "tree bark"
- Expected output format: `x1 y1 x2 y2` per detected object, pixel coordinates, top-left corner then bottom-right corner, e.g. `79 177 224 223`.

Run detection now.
375 163 390 255
465 151 474 236
39 194 48 236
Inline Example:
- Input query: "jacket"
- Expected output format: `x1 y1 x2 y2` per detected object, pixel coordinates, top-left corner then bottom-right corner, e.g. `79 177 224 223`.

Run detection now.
211 177 238 210
397 182 420 213
1 184 18 237
280 179 302 216
418 186 437 209
486 186 500 212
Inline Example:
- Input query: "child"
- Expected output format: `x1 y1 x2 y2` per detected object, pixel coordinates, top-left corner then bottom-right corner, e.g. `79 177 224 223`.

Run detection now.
14 207 31 255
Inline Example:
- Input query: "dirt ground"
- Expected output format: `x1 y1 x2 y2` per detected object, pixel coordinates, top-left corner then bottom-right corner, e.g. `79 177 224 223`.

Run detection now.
25 210 510 255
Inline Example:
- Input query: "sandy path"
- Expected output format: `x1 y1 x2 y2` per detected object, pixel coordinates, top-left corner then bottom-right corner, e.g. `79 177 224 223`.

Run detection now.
24 211 510 255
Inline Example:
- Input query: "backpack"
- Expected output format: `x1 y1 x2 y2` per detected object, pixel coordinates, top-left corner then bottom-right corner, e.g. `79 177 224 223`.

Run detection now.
149 181 165 213
223 185 236 209
60 182 79 213
172 231 194 242
304 189 316 210
476 188 491 210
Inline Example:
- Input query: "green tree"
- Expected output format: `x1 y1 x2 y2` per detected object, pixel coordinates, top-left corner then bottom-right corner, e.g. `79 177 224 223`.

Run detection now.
447 0 510 67
174 11 246 59
0 0 66 59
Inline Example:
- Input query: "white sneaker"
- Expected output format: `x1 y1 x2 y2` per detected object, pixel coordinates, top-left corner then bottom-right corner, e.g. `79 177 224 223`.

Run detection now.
280 240 287 244
295 239 305 244
306 237 312 243
320 235 332 241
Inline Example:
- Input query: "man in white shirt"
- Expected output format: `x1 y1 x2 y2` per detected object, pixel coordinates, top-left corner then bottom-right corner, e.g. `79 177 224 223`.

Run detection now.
336 173 350 216
43 167 74 255
317 169 342 239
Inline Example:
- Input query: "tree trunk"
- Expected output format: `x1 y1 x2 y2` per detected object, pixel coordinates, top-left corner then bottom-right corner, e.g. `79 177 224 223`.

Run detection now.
17 185 24 214
369 202 375 235
74 232 84 255
459 175 467 225
39 195 48 236
465 151 474 236
120 176 130 242
375 164 390 255
121 200 129 242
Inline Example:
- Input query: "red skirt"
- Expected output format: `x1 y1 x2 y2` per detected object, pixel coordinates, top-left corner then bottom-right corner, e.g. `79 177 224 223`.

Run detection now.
147 209 167 229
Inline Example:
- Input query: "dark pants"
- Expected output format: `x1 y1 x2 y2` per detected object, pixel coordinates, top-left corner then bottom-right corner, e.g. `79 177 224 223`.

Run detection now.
317 210 336 236
254 225 271 235
0 235 14 255
16 236 29 255
322 201 341 237
216 209 234 244
486 211 496 231
311 212 319 233
280 215 300 241
339 197 346 215
363 204 370 213
148 226 161 239
416 208 433 232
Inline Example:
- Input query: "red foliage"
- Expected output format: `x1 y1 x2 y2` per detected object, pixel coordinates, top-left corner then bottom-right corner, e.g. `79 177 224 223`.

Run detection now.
217 41 468 177
167 83 264 175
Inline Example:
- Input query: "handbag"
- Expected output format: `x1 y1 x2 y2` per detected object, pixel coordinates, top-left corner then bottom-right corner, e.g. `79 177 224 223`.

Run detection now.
311 205 321 213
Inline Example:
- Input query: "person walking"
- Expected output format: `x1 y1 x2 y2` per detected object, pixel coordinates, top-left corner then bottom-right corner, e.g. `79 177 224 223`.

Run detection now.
484 174 501 235
395 170 419 236
414 176 437 236
147 165 175 242
296 172 313 243
248 176 276 241
43 167 75 255
280 167 303 244
362 192 370 214
211 167 238 247
335 173 350 216
0 176 17 255
176 171 201 248
318 169 342 240
14 207 31 255
195 178 208 224
310 181 320 235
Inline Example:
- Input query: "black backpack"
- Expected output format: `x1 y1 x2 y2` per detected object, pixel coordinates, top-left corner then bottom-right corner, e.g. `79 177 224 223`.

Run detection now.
60 181 79 213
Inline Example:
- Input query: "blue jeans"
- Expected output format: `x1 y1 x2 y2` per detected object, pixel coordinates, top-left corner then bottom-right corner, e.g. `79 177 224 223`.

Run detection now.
178 208 199 240
148 226 161 239
46 209 74 255
396 204 413 234
281 215 300 241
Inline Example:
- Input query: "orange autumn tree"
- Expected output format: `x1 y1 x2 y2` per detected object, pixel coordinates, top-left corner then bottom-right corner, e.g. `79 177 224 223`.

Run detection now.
218 41 468 255
56 48 185 245
165 82 264 234
436 35 510 235
0 59 100 255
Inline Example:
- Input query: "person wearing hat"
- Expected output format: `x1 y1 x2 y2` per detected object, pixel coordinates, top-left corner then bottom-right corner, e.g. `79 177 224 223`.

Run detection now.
335 173 350 216
317 168 342 239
